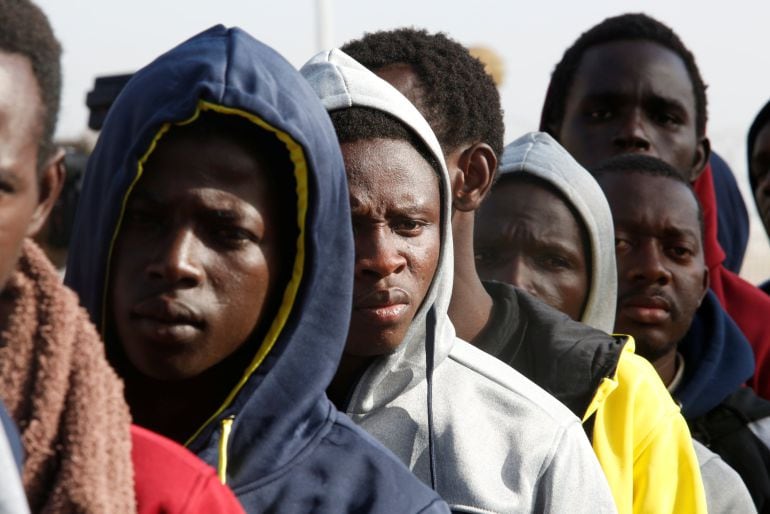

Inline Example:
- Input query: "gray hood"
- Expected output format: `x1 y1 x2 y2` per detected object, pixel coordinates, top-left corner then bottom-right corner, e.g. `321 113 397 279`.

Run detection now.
300 49 456 410
498 131 617 333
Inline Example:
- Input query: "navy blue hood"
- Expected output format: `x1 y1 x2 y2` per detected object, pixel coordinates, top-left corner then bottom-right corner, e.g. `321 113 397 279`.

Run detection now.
676 290 755 419
65 26 447 513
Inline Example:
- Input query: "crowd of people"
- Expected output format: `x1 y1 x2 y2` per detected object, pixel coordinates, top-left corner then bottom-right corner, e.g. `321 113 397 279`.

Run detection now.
2 0 770 512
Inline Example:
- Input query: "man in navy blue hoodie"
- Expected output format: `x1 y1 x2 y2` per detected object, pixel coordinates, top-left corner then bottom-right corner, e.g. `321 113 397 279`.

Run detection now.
65 25 448 513
595 153 770 512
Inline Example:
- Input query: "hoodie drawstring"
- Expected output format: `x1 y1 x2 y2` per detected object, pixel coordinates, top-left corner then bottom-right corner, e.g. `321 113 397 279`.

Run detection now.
217 416 235 484
426 306 438 491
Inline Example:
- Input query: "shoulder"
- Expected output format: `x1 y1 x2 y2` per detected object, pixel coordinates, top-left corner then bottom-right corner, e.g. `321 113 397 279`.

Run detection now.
131 425 244 514
693 440 757 514
446 339 581 429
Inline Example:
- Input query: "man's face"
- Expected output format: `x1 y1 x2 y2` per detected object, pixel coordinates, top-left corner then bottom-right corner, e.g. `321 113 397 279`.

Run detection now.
110 130 290 380
342 137 441 356
557 40 708 181
0 52 48 291
599 172 708 361
475 178 589 320
750 122 770 236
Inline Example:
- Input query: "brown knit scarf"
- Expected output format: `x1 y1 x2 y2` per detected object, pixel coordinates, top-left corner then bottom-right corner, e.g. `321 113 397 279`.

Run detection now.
0 240 135 513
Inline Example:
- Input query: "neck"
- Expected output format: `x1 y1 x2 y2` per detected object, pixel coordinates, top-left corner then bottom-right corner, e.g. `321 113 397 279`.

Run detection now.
121 341 254 444
652 348 679 387
448 210 494 344
327 353 373 411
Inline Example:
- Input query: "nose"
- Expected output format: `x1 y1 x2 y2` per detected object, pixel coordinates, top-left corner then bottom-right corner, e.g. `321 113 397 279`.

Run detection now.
355 227 407 280
624 240 672 286
612 109 651 153
506 256 537 297
146 226 205 287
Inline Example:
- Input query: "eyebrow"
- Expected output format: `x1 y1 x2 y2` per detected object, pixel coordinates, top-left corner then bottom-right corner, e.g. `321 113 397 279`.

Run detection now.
582 91 689 114
661 226 699 241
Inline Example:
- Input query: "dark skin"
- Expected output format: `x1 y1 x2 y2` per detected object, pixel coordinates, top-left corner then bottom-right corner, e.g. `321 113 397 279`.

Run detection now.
599 172 708 385
475 178 589 321
0 51 64 325
328 137 441 408
374 64 498 344
110 129 291 442
554 40 710 182
750 122 770 237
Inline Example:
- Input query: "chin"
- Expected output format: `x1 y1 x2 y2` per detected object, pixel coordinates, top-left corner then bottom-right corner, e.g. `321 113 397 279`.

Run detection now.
344 335 405 358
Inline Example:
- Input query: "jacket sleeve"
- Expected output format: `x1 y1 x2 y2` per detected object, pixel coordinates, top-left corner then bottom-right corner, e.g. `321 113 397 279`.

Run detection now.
534 419 618 513
590 344 707 514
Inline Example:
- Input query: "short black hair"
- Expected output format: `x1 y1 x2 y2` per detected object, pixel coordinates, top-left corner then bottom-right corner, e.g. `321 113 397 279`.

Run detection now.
0 0 62 168
329 106 442 176
540 13 707 138
340 28 504 159
592 153 704 237
747 99 770 191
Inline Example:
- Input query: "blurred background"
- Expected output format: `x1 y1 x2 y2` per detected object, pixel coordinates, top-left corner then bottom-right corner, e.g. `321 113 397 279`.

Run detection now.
36 0 770 282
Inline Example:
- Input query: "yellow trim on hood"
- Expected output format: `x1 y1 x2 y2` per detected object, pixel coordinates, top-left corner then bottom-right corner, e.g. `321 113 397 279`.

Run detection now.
100 99 309 448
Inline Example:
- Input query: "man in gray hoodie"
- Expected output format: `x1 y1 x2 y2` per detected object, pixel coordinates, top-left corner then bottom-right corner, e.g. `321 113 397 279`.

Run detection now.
301 49 616 513
341 28 706 513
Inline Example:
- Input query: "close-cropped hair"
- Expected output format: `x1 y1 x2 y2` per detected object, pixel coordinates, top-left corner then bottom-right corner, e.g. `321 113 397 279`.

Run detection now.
340 28 504 159
329 106 442 177
0 0 62 168
540 13 708 138
592 153 704 237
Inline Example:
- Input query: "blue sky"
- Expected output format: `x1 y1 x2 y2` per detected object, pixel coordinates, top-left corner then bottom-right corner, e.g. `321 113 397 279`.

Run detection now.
36 0 770 279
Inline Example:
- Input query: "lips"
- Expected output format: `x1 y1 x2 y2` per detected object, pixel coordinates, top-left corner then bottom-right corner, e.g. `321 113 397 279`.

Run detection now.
130 297 204 343
353 288 411 325
619 293 671 324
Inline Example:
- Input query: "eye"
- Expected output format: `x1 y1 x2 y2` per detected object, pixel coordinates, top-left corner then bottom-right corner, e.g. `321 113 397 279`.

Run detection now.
538 254 572 271
615 238 631 252
392 218 426 236
655 112 681 126
588 109 612 121
213 224 257 246
668 245 694 260
474 250 497 266
0 180 15 194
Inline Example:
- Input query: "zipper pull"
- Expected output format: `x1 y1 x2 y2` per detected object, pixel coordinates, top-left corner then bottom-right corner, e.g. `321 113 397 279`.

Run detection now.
217 416 235 484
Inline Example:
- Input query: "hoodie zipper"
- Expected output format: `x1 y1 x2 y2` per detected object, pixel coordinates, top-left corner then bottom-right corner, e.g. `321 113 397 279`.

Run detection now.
217 416 235 484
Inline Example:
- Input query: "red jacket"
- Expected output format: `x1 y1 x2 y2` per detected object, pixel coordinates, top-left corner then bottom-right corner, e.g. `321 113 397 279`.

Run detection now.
132 425 245 513
694 164 770 398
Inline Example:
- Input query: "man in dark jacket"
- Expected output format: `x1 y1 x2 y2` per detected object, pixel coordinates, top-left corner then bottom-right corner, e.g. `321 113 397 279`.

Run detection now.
64 25 448 514
540 12 770 399
596 153 770 512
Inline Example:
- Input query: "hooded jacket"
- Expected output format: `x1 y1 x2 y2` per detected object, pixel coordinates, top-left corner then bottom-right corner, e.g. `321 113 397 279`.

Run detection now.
693 163 770 400
677 290 770 511
495 132 707 514
710 152 749 274
64 26 448 514
301 50 616 514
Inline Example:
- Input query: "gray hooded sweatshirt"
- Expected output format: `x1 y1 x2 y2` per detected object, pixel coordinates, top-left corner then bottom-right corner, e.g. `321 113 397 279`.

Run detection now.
301 52 616 514
498 131 755 514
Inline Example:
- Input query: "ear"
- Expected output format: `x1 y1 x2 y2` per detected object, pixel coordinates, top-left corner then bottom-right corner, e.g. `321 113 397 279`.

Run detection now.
452 142 498 212
689 136 711 182
26 147 66 238
697 267 710 307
